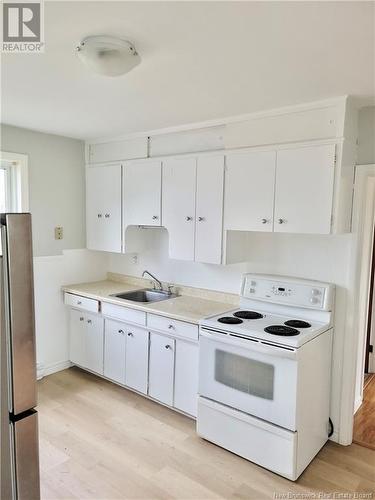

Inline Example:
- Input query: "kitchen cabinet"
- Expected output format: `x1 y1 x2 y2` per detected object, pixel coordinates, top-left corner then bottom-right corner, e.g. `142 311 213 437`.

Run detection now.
104 319 126 384
174 340 199 417
85 314 104 374
125 326 149 394
69 309 86 368
162 157 196 261
224 151 276 232
69 309 104 375
148 332 175 406
124 160 162 227
195 156 224 263
274 144 336 234
162 155 224 263
86 163 122 253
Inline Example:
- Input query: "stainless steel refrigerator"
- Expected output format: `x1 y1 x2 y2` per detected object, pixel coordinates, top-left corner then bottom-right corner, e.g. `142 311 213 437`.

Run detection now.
0 213 40 500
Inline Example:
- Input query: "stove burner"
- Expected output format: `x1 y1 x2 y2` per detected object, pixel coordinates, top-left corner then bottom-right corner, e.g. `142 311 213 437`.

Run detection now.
264 325 300 336
233 310 263 320
218 316 243 325
284 320 311 329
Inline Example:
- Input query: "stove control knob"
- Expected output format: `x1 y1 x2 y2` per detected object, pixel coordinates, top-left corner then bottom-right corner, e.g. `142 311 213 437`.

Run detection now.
311 289 321 296
310 297 319 304
250 280 257 286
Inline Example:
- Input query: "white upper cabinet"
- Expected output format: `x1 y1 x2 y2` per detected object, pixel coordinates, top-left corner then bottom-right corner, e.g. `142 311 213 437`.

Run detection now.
224 151 276 232
162 157 197 261
195 156 224 264
86 164 122 253
124 160 162 227
274 144 336 234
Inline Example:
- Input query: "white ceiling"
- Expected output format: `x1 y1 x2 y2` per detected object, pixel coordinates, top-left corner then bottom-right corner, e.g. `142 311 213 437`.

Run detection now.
2 1 374 140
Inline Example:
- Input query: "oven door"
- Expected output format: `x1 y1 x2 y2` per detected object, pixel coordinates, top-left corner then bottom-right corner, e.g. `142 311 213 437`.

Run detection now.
199 328 299 431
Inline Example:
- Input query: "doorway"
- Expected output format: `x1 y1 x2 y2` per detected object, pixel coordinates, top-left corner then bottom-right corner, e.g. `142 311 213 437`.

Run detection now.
353 178 375 450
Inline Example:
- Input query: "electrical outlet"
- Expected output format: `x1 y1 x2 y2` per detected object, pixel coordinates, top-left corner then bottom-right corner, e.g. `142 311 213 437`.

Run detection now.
54 226 63 240
132 254 138 264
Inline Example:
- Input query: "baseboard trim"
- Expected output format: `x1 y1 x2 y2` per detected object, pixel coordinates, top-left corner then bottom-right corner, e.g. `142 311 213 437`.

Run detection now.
354 396 363 414
37 360 72 380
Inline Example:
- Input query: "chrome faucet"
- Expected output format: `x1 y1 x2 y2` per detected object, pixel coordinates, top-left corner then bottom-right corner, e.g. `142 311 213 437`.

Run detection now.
142 270 163 291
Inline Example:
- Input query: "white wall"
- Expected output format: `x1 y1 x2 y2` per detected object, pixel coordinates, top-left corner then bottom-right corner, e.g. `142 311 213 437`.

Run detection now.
0 124 86 256
0 125 107 375
357 106 375 165
33 249 107 378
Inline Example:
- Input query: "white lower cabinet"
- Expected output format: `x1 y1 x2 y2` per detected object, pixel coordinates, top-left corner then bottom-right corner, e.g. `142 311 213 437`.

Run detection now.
125 326 149 394
174 340 199 417
104 319 126 384
68 297 199 418
69 309 86 368
69 309 104 375
148 332 175 406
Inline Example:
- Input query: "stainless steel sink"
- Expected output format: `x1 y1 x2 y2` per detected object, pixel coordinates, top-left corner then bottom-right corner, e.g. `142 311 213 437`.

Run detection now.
110 288 177 303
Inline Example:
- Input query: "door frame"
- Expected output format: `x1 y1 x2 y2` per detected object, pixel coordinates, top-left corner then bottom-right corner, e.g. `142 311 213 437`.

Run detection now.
364 229 375 373
339 164 375 444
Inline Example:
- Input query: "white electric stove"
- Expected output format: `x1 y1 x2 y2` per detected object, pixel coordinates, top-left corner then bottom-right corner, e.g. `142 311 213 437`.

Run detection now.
197 273 335 481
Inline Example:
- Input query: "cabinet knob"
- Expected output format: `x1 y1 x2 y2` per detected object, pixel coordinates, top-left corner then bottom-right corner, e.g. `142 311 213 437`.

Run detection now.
165 344 171 350
278 218 286 224
105 213 110 218
127 332 133 337
77 301 82 305
79 317 84 321
152 215 159 220
261 218 268 224
198 216 205 222
118 329 124 335
97 214 102 218
87 319 92 324
168 324 175 330
186 216 193 221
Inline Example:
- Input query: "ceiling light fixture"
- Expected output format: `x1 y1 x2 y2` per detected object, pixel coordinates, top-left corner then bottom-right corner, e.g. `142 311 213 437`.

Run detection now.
76 35 141 77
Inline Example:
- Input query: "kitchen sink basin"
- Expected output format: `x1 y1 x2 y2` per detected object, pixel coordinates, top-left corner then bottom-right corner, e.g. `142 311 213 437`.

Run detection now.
110 289 177 303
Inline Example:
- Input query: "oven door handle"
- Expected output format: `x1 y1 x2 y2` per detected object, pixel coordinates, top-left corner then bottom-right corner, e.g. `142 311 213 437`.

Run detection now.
199 329 298 360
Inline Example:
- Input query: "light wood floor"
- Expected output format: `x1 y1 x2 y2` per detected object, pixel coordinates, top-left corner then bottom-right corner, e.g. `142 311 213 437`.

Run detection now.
38 367 375 500
353 374 375 450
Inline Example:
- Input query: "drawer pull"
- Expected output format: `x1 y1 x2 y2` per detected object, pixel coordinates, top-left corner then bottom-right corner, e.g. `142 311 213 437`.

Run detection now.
168 324 175 330
77 301 82 305
118 329 124 335
87 319 92 324
165 344 172 350
80 317 84 321
127 332 133 337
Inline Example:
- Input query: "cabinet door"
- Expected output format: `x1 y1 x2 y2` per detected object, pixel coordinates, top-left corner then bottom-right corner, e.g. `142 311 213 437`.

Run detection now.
195 156 224 264
274 144 335 234
125 326 149 394
224 151 276 232
124 161 162 227
148 333 175 406
85 313 104 375
86 164 122 253
104 319 126 384
162 158 196 261
69 309 86 368
174 340 199 417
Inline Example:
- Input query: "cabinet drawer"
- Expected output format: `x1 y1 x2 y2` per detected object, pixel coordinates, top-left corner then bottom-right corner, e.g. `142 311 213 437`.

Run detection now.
147 314 198 341
64 293 99 313
101 302 146 326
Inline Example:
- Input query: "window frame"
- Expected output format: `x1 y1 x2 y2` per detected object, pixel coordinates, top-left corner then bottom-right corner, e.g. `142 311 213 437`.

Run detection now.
0 151 29 212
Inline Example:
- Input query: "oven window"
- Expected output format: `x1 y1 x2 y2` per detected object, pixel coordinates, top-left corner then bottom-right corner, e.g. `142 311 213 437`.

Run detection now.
214 349 274 400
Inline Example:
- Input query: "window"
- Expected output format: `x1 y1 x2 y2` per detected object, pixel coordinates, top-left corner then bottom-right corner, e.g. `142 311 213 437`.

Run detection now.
0 152 29 213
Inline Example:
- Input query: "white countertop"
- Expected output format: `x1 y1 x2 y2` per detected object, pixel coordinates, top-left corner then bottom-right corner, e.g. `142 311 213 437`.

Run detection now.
62 280 233 324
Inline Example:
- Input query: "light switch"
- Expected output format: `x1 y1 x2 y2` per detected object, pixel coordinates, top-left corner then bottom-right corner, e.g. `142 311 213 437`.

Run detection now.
55 226 63 240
